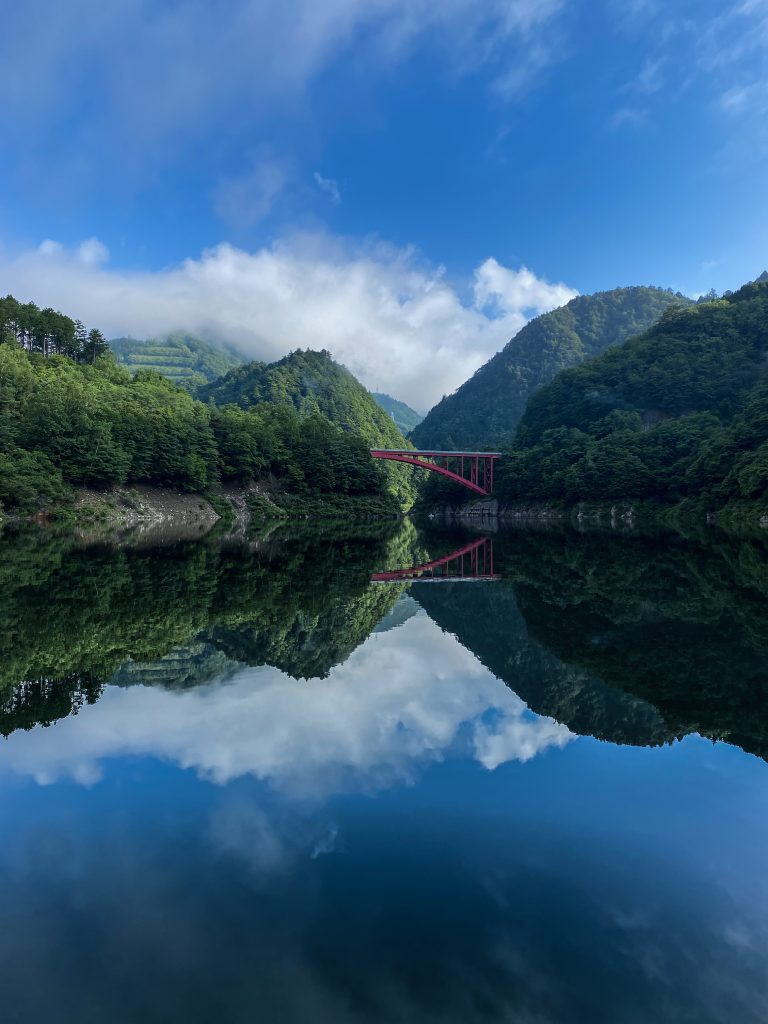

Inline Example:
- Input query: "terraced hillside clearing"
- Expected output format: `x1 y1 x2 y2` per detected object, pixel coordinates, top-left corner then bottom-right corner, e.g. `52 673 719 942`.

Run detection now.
110 334 245 390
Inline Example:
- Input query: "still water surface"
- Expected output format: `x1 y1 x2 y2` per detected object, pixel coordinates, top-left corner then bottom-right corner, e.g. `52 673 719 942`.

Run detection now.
1 521 768 1022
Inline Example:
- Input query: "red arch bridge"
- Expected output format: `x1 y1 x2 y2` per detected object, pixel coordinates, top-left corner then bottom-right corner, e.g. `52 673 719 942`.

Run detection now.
370 449 502 495
371 537 499 583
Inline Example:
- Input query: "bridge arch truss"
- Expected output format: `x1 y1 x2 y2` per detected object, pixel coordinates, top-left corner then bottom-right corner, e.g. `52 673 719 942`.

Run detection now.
370 449 501 496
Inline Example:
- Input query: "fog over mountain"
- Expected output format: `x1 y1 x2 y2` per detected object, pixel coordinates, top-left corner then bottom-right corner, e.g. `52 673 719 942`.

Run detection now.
0 240 575 409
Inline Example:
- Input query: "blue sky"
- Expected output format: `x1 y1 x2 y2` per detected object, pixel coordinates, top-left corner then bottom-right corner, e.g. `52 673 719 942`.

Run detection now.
1 0 767 406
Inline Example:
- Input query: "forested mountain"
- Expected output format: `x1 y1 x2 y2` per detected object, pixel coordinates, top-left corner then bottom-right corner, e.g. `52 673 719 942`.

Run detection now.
372 392 423 434
412 286 691 449
200 349 414 504
496 279 768 516
0 307 397 515
110 334 245 390
200 349 406 444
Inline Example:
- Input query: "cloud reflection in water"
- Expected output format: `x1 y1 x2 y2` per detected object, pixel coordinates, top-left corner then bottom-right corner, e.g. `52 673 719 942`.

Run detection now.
0 610 572 794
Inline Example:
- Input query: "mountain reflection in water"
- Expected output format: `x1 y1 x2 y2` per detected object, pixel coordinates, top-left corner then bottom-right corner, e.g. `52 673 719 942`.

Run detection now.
1 521 768 1023
3 520 767 759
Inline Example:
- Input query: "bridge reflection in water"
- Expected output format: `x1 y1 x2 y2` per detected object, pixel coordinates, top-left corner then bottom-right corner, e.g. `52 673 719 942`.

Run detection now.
371 537 500 583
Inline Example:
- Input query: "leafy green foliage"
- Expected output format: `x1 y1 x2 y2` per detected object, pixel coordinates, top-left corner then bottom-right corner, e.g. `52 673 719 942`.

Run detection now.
110 334 245 391
412 287 691 449
0 343 395 514
372 392 424 434
1 293 108 362
496 281 768 512
200 349 406 442
200 349 415 505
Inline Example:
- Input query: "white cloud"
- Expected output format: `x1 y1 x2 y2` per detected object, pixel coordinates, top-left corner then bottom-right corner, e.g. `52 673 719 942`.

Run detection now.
37 239 63 256
608 106 648 130
473 257 577 317
0 611 572 795
214 157 294 228
314 172 341 205
0 234 577 408
0 0 567 183
609 0 768 126
632 55 665 95
719 81 768 115
473 713 572 770
76 236 110 266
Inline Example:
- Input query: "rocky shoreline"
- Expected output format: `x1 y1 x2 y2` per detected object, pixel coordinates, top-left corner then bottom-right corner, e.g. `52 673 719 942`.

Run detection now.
430 497 768 531
2 481 398 539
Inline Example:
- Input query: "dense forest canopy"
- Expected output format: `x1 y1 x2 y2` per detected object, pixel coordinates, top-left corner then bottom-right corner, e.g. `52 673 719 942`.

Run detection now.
0 298 401 514
496 280 768 513
1 293 108 363
200 349 407 444
412 286 692 450
110 334 246 391
200 349 415 505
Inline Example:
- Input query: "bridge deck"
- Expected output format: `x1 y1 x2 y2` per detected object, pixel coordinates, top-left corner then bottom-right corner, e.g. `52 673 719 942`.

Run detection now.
370 449 502 457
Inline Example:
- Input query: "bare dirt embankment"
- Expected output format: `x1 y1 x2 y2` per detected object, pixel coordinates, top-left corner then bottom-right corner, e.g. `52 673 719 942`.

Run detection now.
67 482 288 544
71 485 221 543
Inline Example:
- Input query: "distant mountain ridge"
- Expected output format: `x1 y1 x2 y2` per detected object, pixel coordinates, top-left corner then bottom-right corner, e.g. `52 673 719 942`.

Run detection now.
372 392 423 435
412 286 693 450
110 334 245 389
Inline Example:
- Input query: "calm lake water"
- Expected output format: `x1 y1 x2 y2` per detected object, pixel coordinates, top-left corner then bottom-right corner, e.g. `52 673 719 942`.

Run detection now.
1 520 768 1023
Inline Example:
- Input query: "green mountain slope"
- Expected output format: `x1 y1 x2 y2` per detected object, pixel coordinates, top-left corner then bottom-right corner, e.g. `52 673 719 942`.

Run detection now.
110 334 245 389
200 349 415 505
497 279 768 517
0 317 396 515
372 392 423 434
412 286 691 450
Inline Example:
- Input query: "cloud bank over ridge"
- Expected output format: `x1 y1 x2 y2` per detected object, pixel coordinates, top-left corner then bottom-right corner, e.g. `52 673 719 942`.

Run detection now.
1 235 576 408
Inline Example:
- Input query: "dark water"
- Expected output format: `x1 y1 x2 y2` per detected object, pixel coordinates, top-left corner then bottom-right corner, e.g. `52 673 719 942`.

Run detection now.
2 520 768 1023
